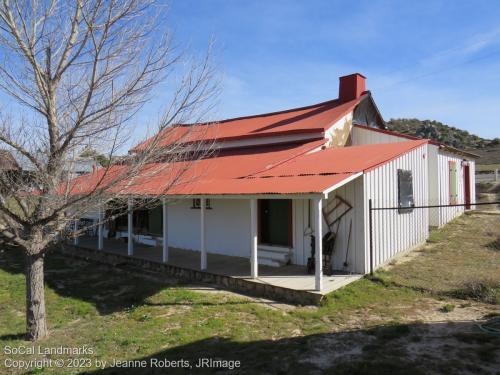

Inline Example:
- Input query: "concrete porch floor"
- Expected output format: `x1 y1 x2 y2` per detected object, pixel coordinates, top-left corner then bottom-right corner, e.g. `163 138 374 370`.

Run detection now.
75 236 362 296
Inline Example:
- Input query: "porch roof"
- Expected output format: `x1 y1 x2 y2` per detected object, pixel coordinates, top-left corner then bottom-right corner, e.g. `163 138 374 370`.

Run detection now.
68 139 427 197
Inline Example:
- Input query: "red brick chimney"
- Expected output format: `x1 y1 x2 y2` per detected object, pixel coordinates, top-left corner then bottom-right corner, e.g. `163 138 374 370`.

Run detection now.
338 73 366 102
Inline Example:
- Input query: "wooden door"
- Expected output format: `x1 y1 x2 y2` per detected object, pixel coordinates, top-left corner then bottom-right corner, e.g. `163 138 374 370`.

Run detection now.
464 164 471 209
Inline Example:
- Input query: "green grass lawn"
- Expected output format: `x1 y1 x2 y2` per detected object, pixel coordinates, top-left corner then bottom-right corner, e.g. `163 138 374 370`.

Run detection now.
0 214 498 374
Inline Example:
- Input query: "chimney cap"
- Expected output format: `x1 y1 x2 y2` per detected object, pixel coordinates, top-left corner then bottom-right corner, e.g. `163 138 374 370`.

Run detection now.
339 72 366 79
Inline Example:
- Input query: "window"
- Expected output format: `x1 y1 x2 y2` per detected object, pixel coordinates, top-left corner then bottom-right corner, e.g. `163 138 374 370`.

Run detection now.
397 169 414 213
191 198 212 209
448 161 458 204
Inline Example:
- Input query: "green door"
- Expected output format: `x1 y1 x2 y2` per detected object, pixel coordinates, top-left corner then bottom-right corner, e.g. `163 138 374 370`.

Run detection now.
259 199 292 247
448 161 458 204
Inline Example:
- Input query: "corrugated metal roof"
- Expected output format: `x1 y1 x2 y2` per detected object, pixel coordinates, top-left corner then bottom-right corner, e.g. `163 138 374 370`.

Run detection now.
68 139 427 196
131 95 365 152
246 140 429 178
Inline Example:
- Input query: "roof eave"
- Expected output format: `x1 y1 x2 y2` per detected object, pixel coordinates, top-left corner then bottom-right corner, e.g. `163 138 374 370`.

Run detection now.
438 145 480 159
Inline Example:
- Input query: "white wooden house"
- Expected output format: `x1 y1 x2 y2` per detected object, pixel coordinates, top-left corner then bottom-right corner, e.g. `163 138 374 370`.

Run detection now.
73 73 477 296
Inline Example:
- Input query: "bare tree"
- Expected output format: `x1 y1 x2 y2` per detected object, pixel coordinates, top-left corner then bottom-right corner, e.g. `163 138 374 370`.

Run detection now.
0 0 218 341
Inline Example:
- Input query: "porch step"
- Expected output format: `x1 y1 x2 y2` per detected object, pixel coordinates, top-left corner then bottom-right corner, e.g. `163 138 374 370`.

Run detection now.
258 247 291 267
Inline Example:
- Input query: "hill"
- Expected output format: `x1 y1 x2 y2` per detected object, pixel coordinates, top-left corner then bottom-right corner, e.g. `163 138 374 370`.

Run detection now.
386 118 500 165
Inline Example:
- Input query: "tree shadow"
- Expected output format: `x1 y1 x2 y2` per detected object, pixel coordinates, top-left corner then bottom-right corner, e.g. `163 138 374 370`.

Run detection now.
0 333 26 341
249 100 340 133
86 320 499 375
485 238 499 251
0 247 250 316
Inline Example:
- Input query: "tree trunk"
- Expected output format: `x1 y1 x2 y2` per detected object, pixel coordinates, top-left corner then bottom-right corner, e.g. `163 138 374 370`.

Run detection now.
26 253 48 341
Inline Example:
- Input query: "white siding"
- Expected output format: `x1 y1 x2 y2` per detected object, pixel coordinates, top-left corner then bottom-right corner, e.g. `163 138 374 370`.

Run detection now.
351 126 410 145
168 198 314 265
437 151 476 226
363 144 429 272
428 144 440 226
168 199 251 258
322 176 365 273
293 199 311 265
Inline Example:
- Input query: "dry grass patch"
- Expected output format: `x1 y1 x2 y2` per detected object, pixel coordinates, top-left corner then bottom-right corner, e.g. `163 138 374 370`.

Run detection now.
376 213 500 304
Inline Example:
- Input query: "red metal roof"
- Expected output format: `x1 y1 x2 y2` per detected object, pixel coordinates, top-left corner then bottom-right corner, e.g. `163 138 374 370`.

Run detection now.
69 139 427 196
246 139 428 178
131 95 366 152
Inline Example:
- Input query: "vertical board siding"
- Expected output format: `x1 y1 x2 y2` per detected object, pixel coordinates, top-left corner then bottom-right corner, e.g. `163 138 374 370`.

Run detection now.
351 126 411 145
168 199 251 258
437 151 475 226
363 144 429 272
323 176 365 274
428 144 440 226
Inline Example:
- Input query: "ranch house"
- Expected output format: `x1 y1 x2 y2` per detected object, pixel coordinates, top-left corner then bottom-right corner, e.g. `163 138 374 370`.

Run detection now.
69 73 477 304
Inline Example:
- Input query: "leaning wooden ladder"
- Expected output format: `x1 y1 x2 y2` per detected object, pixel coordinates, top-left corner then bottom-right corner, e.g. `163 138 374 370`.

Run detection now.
322 196 352 273
307 196 352 275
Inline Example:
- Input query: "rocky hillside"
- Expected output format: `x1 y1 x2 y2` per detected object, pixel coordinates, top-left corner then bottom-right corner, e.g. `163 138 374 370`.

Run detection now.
387 118 500 164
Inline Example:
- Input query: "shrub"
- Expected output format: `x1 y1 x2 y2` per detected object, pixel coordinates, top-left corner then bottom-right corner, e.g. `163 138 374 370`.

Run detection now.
440 304 455 313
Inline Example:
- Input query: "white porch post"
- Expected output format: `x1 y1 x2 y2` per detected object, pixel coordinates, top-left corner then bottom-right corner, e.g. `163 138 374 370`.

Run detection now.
200 198 207 270
127 198 134 256
314 198 323 291
162 198 169 263
97 205 104 250
250 199 258 278
73 219 79 245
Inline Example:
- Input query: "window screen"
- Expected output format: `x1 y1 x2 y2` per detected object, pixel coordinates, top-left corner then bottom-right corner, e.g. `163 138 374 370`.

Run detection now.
397 169 414 213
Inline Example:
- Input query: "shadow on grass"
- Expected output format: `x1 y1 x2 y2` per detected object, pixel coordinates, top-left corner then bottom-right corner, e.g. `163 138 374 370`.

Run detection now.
0 247 251 316
370 273 500 306
86 320 499 375
485 238 500 251
0 333 25 341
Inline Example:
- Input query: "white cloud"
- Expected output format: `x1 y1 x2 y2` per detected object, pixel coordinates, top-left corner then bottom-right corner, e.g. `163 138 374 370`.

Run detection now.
419 27 500 68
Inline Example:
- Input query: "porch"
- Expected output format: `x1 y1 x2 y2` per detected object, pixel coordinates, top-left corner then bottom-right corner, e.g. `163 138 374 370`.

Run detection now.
71 236 362 303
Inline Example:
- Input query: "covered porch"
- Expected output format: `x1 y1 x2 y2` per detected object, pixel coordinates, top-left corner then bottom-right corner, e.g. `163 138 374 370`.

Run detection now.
71 182 365 303
73 235 361 297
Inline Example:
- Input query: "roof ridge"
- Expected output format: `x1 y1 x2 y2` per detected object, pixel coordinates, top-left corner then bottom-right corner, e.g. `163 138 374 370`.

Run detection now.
178 96 366 127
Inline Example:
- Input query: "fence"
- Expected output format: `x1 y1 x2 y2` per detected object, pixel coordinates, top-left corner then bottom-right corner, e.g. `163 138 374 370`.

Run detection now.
368 200 500 275
476 169 499 183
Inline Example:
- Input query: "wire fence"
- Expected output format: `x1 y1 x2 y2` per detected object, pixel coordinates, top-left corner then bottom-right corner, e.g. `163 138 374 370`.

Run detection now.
368 200 500 275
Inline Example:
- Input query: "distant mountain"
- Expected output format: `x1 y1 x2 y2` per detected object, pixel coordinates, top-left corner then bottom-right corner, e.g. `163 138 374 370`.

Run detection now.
386 118 500 164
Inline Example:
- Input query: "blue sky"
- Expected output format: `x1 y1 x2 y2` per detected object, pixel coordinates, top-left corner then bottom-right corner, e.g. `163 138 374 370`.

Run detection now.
159 0 500 139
